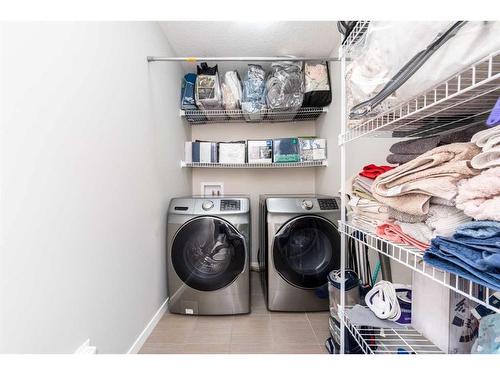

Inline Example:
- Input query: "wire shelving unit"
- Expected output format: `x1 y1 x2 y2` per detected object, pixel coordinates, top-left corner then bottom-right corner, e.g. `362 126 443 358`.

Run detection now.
339 222 500 314
180 160 327 169
181 107 327 125
338 22 500 355
338 306 443 354
340 50 500 143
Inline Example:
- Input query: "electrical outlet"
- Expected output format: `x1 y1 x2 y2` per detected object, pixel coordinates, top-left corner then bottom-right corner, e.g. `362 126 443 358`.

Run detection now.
201 182 224 197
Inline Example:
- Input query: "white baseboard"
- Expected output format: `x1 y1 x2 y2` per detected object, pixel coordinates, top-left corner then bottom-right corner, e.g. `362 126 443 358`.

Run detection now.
127 298 168 354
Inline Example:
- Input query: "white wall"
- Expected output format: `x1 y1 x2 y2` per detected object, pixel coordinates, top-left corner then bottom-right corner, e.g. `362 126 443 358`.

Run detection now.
0 22 190 353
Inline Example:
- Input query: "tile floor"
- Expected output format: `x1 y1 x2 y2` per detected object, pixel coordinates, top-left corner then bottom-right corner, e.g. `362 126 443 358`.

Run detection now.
139 271 330 354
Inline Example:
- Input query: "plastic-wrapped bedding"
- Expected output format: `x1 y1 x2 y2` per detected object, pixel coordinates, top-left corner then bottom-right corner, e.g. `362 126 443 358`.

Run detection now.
265 61 304 111
347 21 500 125
302 61 332 107
221 71 242 111
195 63 222 110
241 64 267 121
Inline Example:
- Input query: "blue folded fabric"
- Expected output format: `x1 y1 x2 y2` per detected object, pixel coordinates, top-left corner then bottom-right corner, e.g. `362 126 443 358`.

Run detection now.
455 221 500 239
444 235 500 254
423 252 500 291
425 237 500 290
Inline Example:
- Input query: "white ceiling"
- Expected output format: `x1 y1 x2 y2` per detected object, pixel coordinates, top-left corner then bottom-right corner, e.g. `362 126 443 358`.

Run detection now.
159 21 340 59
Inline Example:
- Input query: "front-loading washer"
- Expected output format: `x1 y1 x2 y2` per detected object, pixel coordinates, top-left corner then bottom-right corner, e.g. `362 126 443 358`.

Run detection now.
259 195 341 312
167 196 250 315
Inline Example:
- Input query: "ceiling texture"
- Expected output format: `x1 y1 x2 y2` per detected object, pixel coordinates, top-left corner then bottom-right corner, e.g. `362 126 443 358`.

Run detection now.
158 21 340 72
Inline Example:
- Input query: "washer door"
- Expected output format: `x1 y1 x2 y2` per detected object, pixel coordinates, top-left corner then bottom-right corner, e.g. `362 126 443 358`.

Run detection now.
273 215 340 289
171 216 246 292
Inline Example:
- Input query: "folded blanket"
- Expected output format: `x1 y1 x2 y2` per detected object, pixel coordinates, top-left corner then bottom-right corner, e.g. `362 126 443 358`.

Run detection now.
456 167 500 221
471 125 500 149
455 220 500 239
359 164 394 180
376 222 430 251
372 143 481 216
424 237 500 290
425 204 471 238
470 145 500 169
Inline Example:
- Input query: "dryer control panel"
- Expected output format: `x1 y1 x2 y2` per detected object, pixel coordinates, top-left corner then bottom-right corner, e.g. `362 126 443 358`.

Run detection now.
318 198 339 210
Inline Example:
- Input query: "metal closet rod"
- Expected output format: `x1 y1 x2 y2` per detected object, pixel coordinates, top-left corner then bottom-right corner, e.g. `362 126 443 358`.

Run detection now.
147 56 340 62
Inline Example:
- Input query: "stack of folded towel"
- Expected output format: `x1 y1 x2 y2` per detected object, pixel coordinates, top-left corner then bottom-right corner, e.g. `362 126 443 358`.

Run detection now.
424 221 500 290
372 142 481 216
456 167 500 221
470 125 500 169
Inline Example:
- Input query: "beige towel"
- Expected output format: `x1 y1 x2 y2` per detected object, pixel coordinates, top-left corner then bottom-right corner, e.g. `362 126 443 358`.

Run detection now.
372 143 480 216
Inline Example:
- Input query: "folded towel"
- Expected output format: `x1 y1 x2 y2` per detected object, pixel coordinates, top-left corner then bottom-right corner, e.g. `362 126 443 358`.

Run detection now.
376 222 430 251
425 204 471 238
430 196 456 206
396 221 433 245
439 123 489 145
423 249 500 291
389 136 440 155
359 164 394 180
348 196 389 215
470 145 500 169
483 133 500 151
437 234 500 254
388 208 428 223
456 167 500 221
471 125 500 148
386 153 419 165
349 212 387 234
372 143 481 216
455 220 500 239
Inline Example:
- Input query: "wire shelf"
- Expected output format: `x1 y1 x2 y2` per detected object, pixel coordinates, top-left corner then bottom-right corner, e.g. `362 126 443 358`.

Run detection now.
339 306 443 354
341 21 370 55
339 221 500 314
180 107 327 124
340 50 500 144
181 160 328 168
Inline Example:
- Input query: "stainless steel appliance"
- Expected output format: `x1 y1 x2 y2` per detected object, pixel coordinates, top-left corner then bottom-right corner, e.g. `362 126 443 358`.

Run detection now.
167 196 250 315
259 195 341 311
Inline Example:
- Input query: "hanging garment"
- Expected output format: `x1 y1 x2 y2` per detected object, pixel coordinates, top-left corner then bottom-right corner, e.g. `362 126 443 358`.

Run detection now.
456 167 500 221
302 61 332 107
371 143 481 216
265 61 304 111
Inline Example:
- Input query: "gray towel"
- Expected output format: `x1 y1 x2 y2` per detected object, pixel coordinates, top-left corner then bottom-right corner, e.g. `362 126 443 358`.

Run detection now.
387 153 419 165
389 136 440 155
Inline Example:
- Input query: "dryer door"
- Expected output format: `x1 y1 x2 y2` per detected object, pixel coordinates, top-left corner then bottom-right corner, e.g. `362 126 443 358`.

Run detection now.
273 215 340 289
171 216 246 292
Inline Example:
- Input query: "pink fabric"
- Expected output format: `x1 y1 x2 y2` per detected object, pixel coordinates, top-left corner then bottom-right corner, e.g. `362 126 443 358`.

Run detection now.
376 223 430 251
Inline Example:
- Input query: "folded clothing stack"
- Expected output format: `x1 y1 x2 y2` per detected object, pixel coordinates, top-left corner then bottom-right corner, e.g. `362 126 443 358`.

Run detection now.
372 142 481 216
456 167 500 221
424 221 500 290
376 222 431 251
386 124 488 165
470 125 500 169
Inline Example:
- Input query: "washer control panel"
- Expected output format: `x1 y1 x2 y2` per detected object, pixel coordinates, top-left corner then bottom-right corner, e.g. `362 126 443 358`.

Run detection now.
318 198 339 210
301 199 314 210
202 200 214 211
220 199 241 211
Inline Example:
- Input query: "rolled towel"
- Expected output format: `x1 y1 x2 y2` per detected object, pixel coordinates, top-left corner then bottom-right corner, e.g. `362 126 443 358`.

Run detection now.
470 145 500 169
456 167 500 221
471 125 500 148
372 143 481 216
376 222 430 251
425 204 471 238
